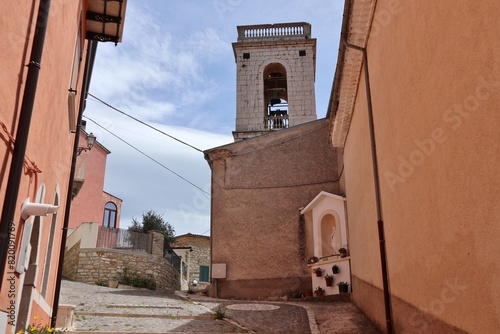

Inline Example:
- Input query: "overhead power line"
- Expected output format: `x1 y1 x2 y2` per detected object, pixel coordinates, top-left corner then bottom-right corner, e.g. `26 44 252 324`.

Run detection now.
84 115 210 196
87 92 204 153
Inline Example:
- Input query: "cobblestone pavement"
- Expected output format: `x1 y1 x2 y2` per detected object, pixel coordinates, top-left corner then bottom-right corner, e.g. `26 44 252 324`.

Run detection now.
60 280 380 334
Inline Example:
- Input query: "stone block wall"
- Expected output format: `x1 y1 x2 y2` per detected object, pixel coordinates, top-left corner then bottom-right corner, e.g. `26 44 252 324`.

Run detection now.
62 240 81 280
75 248 180 291
171 234 211 290
233 37 317 135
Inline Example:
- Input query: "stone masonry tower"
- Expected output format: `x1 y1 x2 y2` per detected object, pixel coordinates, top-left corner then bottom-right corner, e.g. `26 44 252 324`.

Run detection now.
232 22 317 141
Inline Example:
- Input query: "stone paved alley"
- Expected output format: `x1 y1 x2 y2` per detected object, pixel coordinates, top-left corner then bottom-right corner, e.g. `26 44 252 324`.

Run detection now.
59 280 380 334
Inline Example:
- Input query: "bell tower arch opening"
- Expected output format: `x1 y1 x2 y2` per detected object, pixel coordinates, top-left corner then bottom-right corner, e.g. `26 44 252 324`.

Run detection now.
232 22 317 141
264 63 288 130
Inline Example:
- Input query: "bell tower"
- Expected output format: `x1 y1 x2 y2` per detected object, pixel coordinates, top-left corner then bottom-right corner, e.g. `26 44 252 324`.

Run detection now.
232 22 317 141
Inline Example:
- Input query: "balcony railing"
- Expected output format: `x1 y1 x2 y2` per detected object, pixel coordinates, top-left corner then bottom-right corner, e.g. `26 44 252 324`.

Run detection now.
97 227 152 254
265 115 289 130
237 22 311 42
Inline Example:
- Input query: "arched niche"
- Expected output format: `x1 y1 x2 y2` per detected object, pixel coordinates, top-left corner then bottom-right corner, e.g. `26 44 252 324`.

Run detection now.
320 213 341 257
300 191 348 259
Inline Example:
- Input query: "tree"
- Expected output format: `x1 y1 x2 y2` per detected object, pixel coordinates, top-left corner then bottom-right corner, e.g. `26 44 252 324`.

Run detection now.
129 210 175 244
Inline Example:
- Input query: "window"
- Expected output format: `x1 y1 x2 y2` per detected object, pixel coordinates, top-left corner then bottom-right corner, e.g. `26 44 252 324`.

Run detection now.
103 202 117 228
199 265 210 282
68 25 83 131
41 194 59 298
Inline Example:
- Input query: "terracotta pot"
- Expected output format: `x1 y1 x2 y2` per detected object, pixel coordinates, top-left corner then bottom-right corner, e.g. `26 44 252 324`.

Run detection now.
325 278 333 287
314 290 325 297
304 290 312 298
315 271 322 277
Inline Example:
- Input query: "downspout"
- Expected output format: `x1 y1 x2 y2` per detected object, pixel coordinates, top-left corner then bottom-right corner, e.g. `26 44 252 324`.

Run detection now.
0 0 52 291
342 38 394 334
51 39 98 328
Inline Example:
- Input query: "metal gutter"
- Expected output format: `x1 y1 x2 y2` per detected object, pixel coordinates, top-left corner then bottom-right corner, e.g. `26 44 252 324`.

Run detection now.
0 0 52 292
51 39 98 328
342 37 393 334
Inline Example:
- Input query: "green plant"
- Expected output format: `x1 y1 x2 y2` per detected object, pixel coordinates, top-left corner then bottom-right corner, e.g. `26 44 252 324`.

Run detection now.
16 316 66 334
312 267 323 274
123 268 157 290
337 281 349 293
95 280 107 286
332 264 340 274
325 274 333 279
338 247 347 253
314 286 324 293
215 307 226 320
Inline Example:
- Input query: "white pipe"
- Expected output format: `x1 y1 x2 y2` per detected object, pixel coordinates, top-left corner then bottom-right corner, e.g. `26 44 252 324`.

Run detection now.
21 198 59 220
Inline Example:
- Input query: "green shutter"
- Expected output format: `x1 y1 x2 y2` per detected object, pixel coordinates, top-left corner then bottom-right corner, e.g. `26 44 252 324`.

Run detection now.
199 265 210 282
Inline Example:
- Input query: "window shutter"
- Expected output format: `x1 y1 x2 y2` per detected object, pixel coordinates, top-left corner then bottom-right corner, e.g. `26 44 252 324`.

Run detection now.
199 265 210 282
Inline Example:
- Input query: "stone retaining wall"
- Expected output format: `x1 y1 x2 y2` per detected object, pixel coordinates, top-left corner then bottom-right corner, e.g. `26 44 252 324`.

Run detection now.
75 248 180 291
63 240 81 280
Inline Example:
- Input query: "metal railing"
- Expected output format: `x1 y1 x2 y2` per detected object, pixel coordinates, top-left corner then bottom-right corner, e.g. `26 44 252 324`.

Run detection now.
164 245 181 272
97 227 152 254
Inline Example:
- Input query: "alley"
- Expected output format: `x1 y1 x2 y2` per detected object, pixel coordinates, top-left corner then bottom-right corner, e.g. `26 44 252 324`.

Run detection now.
59 280 380 334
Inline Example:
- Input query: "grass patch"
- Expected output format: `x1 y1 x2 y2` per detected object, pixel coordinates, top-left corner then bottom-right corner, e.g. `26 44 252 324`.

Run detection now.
214 307 226 320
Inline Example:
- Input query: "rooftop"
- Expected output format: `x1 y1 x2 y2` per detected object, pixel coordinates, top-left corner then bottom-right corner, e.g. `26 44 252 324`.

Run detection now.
236 22 311 42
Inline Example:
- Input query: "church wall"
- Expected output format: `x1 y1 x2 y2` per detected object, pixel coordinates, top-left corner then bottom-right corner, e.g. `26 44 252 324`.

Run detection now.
207 119 340 299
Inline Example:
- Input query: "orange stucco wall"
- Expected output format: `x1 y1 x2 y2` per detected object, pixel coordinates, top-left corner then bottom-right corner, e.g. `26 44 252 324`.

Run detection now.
0 1 87 332
340 0 499 333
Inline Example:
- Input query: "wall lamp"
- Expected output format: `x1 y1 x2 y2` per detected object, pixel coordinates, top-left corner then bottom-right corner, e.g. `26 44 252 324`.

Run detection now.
77 132 96 156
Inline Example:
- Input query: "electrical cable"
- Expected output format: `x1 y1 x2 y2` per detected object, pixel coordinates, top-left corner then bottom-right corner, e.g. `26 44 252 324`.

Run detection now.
84 115 210 196
87 93 204 153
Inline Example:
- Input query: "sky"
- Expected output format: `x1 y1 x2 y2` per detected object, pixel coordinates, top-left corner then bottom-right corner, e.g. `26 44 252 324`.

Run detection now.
83 0 344 236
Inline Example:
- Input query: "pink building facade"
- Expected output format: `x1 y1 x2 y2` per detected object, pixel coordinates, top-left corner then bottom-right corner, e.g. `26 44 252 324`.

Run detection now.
69 129 122 230
0 1 127 333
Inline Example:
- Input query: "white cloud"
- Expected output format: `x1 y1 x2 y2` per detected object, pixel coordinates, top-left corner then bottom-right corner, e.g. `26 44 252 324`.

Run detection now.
85 0 343 236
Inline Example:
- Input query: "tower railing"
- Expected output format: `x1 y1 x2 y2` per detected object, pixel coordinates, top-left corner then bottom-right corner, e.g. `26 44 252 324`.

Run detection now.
265 115 289 130
237 22 311 42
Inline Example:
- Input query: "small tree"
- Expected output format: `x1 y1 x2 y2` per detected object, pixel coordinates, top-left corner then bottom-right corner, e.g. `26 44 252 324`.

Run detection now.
129 210 175 244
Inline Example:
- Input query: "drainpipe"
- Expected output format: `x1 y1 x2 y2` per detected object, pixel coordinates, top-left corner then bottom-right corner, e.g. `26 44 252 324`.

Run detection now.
342 38 394 334
0 0 52 292
51 39 98 328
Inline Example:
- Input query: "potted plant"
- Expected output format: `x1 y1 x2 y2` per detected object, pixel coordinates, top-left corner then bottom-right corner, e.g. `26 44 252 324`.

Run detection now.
312 267 323 277
338 247 348 258
314 286 325 297
307 256 319 264
304 289 313 298
332 264 340 274
324 274 334 286
337 281 349 293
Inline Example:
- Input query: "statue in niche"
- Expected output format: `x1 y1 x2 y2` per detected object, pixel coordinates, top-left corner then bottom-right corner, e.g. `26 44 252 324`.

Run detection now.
330 224 341 255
